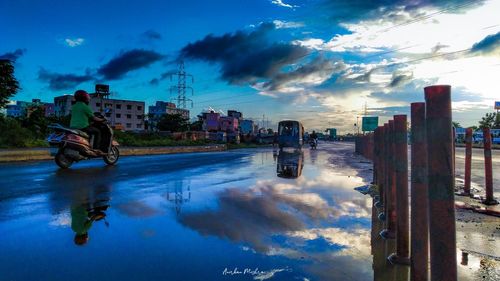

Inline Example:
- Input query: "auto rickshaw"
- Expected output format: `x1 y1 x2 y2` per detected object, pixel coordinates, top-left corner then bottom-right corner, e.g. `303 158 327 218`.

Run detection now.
278 120 304 149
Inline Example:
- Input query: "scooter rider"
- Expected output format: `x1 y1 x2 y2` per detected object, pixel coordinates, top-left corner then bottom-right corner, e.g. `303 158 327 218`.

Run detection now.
70 90 105 152
310 130 318 142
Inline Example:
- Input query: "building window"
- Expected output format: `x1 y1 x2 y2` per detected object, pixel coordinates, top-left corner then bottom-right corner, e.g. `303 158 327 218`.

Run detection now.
136 124 142 129
126 114 131 119
137 105 142 111
116 113 121 118
105 103 112 108
105 113 111 117
127 104 132 110
116 104 121 109
126 123 131 128
137 115 142 119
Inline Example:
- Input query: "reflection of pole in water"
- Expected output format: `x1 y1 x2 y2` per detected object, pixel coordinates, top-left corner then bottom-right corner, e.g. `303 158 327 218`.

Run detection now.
166 180 191 215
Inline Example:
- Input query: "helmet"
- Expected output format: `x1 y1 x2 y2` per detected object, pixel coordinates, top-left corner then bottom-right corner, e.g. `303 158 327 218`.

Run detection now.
74 90 90 103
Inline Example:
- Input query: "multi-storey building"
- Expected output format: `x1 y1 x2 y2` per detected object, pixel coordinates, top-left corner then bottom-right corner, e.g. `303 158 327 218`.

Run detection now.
53 93 145 131
6 99 55 118
148 101 189 120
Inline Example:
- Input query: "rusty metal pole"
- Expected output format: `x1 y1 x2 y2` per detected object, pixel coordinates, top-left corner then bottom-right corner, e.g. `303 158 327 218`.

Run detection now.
482 127 498 205
410 102 429 281
375 126 385 208
388 114 410 265
373 128 380 186
424 85 457 281
379 123 389 221
463 128 473 196
381 120 396 239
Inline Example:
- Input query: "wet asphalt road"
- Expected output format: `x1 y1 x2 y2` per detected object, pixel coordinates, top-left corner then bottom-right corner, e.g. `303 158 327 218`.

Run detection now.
0 143 374 281
1 142 498 281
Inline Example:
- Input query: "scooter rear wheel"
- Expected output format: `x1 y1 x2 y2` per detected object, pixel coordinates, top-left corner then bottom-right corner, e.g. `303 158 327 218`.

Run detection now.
55 150 73 169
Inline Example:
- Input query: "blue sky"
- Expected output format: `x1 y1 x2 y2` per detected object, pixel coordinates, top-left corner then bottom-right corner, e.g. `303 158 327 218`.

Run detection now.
2 0 500 132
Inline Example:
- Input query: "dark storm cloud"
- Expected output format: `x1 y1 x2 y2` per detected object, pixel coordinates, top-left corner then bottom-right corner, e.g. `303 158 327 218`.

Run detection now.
149 70 176 86
179 23 309 84
470 31 500 55
38 68 95 91
98 49 164 80
318 0 486 23
0 48 27 61
262 57 346 91
142 29 162 41
388 72 413 87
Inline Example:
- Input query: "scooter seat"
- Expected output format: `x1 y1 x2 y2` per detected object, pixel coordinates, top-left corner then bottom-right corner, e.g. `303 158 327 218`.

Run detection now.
73 129 89 138
48 123 89 138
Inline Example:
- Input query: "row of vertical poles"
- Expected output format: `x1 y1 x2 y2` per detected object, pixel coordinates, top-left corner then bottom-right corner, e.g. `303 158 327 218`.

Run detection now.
371 85 458 281
355 134 374 160
459 127 498 204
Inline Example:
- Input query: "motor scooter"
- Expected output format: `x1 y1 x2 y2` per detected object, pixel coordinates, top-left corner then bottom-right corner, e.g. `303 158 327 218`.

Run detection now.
309 138 318 150
47 112 120 169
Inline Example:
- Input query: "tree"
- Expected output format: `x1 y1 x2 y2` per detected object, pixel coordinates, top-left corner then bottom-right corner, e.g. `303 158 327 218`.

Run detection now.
478 112 498 129
0 60 20 108
452 121 461 128
190 120 203 131
157 113 189 132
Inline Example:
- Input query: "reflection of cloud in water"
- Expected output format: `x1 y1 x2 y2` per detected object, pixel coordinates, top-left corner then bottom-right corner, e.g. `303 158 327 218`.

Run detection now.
180 187 304 252
288 227 371 259
116 200 161 218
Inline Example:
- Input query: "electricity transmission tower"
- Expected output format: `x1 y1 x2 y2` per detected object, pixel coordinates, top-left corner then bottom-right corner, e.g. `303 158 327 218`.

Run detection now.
170 60 194 108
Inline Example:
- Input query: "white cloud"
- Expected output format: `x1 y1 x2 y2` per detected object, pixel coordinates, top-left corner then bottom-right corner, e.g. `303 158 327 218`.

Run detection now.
271 0 297 9
64 38 85 47
273 20 304 29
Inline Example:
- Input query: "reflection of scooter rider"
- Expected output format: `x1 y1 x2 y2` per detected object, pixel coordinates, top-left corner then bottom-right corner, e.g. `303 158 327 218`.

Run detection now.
71 204 109 246
70 90 105 152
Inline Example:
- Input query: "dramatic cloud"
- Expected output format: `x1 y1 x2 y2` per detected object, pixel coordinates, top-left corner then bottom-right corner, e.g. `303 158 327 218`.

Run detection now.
388 71 413 87
64 38 84 47
97 49 164 80
470 31 500 55
0 49 26 61
180 23 309 84
261 56 345 91
142 29 162 41
318 0 486 23
38 68 95 90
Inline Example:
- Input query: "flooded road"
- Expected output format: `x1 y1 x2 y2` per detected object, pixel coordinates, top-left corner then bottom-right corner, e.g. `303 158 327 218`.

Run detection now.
0 143 374 281
2 142 498 280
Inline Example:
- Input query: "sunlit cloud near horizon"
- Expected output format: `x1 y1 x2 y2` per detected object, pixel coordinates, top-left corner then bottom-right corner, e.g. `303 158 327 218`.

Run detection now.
1 0 499 132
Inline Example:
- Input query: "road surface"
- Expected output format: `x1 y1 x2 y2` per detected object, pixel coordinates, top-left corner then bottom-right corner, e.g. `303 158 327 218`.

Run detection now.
0 142 498 281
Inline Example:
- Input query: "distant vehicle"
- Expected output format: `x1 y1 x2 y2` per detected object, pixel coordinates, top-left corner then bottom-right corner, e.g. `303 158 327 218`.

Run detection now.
309 138 317 150
278 120 304 149
473 129 500 144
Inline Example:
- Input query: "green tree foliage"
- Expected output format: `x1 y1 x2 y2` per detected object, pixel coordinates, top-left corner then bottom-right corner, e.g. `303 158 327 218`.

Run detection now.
452 121 461 128
157 113 189 132
190 120 203 131
478 112 500 129
0 115 34 147
0 60 20 108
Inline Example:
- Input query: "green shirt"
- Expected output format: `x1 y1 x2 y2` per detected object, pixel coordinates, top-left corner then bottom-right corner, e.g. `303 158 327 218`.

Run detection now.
71 205 92 235
70 102 93 129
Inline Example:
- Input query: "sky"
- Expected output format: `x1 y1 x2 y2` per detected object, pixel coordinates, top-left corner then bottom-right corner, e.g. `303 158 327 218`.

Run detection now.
1 0 500 133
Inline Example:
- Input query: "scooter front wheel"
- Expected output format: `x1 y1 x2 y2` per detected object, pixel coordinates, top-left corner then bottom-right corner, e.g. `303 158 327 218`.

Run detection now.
55 150 73 169
103 146 119 165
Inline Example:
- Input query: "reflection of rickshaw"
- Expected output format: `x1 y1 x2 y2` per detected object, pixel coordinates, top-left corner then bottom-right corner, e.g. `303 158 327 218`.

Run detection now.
278 120 304 149
277 151 304 178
